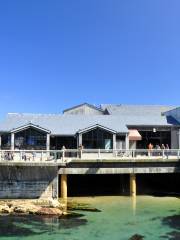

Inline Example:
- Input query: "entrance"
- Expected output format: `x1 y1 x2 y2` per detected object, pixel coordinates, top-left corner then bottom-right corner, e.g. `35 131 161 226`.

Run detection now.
137 131 171 149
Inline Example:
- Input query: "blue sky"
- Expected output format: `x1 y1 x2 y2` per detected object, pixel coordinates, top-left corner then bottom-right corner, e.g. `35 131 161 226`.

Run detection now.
0 0 180 119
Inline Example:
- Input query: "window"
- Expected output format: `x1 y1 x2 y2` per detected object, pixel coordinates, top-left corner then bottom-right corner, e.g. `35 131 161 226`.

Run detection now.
82 128 113 149
14 128 46 150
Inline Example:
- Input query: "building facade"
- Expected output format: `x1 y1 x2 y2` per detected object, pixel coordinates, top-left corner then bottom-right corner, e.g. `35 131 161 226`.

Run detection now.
0 103 180 151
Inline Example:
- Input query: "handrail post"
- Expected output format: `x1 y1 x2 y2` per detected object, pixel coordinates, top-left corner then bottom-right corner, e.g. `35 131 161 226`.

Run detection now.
98 149 101 159
115 149 117 158
162 149 165 159
78 146 83 159
62 149 65 162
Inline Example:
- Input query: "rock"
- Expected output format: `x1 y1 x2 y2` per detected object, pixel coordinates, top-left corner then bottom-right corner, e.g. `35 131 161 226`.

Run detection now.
48 199 61 208
28 205 41 215
36 207 63 216
0 205 11 214
13 205 28 214
129 234 144 240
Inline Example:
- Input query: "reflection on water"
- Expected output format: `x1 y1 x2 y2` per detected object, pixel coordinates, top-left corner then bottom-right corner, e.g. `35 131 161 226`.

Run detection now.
0 196 179 240
131 196 137 216
0 213 87 237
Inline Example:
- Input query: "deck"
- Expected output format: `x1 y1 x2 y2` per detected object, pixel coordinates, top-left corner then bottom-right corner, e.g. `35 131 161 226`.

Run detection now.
0 149 179 166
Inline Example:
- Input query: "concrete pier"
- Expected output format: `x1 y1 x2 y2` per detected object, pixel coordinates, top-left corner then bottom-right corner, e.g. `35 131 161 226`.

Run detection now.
0 166 58 199
61 174 67 199
130 173 136 197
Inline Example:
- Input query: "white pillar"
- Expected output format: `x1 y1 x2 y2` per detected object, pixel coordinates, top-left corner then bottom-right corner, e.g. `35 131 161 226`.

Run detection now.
113 134 116 150
0 135 1 150
125 133 129 150
179 129 180 149
11 133 14 151
46 133 50 151
78 133 82 147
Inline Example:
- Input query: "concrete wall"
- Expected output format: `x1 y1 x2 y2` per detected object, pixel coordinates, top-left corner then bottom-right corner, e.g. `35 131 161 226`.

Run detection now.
59 162 180 174
0 166 58 199
171 128 179 149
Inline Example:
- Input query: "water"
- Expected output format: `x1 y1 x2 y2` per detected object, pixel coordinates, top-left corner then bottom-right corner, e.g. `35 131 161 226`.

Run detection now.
0 196 179 240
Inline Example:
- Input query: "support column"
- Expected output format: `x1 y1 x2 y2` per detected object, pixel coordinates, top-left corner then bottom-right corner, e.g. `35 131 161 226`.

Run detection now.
78 133 82 147
130 173 136 197
61 174 67 199
113 134 116 150
0 135 1 150
46 133 50 151
178 129 180 149
52 174 58 199
11 133 14 151
125 133 129 150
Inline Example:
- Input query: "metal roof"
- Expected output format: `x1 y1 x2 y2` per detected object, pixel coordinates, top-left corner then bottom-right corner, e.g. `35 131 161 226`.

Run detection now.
0 113 129 135
0 104 177 135
63 103 104 114
101 104 176 116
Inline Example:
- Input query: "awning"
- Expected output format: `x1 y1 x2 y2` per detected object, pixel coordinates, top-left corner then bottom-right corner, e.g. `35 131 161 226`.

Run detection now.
129 129 142 141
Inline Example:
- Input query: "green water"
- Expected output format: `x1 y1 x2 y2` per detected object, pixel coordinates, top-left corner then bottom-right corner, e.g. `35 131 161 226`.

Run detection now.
0 196 179 240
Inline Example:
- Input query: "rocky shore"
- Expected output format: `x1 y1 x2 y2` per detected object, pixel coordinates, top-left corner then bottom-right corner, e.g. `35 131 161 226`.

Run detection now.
0 199 66 216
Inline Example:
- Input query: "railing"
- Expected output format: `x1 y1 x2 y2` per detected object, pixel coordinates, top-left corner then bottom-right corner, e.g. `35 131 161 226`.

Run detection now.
0 149 180 163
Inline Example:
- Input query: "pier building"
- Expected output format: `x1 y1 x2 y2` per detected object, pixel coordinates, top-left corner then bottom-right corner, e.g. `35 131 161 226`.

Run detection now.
0 103 180 199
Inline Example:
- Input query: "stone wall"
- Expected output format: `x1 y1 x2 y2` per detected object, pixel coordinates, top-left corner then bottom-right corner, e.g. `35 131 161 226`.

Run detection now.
0 166 58 199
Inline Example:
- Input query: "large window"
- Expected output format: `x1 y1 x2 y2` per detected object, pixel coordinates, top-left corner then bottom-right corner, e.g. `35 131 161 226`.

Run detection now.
1 134 11 150
14 128 47 150
82 128 113 149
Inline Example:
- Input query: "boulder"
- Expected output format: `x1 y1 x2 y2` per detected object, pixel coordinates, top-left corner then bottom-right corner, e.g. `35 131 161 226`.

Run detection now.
48 199 61 208
0 205 11 214
129 234 144 240
13 205 28 214
36 207 63 216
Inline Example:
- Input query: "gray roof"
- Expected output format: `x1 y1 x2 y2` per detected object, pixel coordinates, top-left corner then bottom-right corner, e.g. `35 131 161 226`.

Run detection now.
63 103 104 114
0 113 129 135
101 104 176 116
0 105 178 135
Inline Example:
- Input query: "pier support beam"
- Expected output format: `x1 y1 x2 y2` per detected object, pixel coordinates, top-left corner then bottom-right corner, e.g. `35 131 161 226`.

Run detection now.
61 174 67 199
130 173 136 197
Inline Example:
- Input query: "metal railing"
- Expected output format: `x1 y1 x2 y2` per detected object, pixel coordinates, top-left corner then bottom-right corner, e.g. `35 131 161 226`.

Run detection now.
0 149 180 163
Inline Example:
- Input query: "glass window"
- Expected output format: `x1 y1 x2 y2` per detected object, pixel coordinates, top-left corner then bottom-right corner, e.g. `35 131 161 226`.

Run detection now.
1 134 11 150
14 128 46 150
82 128 113 149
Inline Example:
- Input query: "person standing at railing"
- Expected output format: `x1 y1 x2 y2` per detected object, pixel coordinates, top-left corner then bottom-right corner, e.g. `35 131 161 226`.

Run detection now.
22 150 27 161
155 144 161 156
61 146 66 160
148 143 153 157
165 144 170 159
161 144 165 158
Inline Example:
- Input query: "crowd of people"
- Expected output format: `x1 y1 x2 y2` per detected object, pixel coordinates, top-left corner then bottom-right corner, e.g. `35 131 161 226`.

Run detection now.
148 143 170 151
147 143 170 157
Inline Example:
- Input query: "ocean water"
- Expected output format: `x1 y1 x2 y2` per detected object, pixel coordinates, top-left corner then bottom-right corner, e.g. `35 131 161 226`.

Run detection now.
0 196 179 240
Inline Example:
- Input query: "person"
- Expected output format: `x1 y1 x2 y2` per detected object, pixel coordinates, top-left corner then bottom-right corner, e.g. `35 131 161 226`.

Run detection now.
161 144 165 149
161 144 165 158
155 144 161 156
165 144 169 150
148 143 153 156
165 144 170 159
